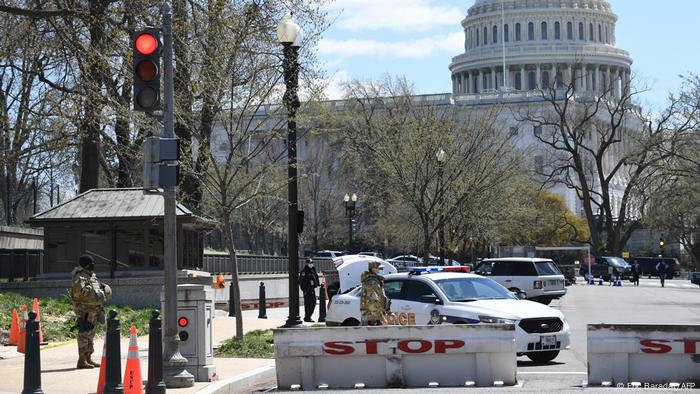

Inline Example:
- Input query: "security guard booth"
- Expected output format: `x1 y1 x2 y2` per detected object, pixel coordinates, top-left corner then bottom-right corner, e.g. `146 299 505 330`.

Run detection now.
161 284 215 381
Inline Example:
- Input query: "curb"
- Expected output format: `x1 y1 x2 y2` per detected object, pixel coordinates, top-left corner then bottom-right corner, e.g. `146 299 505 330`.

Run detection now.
195 364 276 394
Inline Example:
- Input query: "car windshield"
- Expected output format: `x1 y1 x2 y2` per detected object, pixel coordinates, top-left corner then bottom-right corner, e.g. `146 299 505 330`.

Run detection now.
435 278 516 302
607 257 627 267
535 261 562 275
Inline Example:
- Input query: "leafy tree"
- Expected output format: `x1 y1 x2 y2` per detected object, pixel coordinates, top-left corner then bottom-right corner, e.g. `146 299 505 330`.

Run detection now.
339 77 522 261
499 181 590 246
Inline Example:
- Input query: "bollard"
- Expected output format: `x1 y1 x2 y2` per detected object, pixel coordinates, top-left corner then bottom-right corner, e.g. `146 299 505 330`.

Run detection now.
104 310 124 394
145 310 165 394
318 283 327 323
258 282 267 319
21 311 43 394
598 276 603 286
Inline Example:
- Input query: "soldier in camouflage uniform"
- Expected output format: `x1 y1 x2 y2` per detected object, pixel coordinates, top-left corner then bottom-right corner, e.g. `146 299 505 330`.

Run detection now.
360 261 389 326
71 255 110 369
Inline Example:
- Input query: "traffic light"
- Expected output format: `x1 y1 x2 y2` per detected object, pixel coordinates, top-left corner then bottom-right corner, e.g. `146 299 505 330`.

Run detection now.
132 29 161 112
177 316 189 341
659 237 665 256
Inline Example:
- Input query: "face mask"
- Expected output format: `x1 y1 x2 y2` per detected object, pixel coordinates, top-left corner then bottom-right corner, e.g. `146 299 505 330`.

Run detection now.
308 264 314 268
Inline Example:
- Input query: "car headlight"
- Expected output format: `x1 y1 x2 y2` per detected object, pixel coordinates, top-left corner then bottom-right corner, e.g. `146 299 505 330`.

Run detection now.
479 315 515 324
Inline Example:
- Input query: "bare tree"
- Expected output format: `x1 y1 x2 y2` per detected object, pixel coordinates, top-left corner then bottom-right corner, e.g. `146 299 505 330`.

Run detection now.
514 64 697 255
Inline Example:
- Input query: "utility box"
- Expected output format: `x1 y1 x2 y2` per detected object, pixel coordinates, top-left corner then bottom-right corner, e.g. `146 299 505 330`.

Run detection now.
161 284 216 381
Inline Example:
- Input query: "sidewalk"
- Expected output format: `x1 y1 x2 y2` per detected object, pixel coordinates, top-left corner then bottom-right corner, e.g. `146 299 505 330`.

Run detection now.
0 307 293 394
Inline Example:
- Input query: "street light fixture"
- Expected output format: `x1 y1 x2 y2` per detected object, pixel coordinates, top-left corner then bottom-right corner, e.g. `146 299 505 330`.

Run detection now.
436 149 446 265
344 193 357 251
278 12 302 328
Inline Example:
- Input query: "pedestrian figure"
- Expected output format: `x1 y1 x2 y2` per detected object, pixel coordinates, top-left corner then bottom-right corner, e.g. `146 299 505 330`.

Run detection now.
299 259 320 323
607 265 614 285
360 261 389 326
71 255 111 369
656 260 667 288
631 261 641 286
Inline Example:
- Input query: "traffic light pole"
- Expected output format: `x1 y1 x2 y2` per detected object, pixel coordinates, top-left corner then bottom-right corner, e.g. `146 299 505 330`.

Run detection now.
161 1 194 388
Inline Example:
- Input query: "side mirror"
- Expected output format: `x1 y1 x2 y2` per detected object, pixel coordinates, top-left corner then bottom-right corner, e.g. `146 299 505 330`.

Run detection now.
420 295 443 304
512 291 527 300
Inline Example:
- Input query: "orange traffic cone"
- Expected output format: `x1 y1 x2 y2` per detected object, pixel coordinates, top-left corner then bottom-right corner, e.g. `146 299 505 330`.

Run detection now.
8 308 19 346
96 342 107 394
123 326 143 394
32 298 44 344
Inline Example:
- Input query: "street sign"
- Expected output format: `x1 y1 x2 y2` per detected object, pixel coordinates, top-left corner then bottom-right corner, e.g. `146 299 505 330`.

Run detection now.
622 251 630 259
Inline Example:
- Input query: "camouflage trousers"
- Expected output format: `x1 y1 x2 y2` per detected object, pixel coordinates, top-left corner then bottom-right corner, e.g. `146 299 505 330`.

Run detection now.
75 306 101 355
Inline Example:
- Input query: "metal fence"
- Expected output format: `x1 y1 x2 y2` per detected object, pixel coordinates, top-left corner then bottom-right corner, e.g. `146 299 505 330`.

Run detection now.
203 254 337 275
0 249 42 281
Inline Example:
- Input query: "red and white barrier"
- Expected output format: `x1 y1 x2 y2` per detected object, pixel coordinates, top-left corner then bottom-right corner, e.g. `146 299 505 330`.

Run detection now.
274 325 516 389
588 324 700 386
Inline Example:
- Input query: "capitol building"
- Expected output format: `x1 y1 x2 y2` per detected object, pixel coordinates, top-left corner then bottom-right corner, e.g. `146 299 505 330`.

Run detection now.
445 0 635 217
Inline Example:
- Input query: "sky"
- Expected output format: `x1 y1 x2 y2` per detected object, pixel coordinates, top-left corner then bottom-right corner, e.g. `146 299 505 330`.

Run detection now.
317 0 699 110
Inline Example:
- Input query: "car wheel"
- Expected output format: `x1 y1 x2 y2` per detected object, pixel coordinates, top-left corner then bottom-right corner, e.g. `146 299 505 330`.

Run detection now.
341 318 360 326
526 350 560 363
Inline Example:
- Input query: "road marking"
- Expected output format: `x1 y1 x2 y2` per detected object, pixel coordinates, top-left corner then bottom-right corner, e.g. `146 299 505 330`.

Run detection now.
517 371 587 375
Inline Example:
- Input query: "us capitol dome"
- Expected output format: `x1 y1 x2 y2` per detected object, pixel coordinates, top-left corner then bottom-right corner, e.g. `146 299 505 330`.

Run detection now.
449 0 632 100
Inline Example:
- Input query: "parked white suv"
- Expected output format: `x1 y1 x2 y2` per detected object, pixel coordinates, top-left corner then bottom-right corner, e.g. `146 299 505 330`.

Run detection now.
312 250 346 259
474 258 566 305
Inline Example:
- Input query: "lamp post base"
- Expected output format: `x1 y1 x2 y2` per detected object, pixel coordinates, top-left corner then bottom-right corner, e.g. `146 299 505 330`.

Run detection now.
163 334 194 388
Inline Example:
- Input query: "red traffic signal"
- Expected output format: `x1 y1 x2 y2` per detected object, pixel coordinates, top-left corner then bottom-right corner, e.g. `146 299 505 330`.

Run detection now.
135 33 158 55
178 316 189 327
132 29 161 112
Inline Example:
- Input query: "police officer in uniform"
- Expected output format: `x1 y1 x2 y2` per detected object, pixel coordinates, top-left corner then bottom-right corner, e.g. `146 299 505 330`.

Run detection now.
360 261 389 326
71 255 111 369
299 259 320 322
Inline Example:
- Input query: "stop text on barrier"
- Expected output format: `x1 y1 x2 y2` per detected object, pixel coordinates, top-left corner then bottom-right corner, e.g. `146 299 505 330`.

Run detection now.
639 338 699 354
323 339 465 355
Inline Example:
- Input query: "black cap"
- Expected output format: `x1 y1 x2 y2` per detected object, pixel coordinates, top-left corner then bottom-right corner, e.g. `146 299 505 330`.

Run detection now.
79 255 94 268
305 258 313 264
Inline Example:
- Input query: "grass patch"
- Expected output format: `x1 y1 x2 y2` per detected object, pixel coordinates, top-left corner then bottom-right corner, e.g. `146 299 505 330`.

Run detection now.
0 291 153 342
215 329 274 358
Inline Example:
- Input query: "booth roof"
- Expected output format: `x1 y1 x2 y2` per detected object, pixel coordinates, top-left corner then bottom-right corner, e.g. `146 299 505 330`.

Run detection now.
27 188 212 224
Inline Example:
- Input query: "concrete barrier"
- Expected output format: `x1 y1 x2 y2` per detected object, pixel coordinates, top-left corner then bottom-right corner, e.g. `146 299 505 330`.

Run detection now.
588 324 700 387
274 325 517 390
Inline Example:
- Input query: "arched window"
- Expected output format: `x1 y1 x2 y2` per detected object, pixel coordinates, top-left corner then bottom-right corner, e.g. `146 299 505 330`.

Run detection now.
541 22 547 40
555 22 561 40
515 23 522 41
528 22 534 40
504 24 509 42
515 72 522 90
605 26 609 43
542 71 550 88
483 26 488 45
598 24 603 42
578 22 584 40
528 71 536 90
589 23 594 41
493 25 498 44
556 71 563 88
476 29 480 47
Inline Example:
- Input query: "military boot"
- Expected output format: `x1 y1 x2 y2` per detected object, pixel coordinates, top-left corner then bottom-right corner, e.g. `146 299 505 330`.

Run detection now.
76 353 94 369
86 352 101 367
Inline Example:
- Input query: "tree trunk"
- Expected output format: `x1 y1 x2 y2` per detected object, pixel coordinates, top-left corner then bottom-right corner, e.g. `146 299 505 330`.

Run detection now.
78 0 108 193
173 0 200 210
115 115 133 187
223 215 243 340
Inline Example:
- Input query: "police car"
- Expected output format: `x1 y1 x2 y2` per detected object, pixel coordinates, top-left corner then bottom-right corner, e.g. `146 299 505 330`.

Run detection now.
325 267 571 363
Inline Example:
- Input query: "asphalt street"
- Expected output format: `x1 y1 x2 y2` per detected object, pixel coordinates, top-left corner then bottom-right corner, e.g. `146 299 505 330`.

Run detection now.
261 277 700 394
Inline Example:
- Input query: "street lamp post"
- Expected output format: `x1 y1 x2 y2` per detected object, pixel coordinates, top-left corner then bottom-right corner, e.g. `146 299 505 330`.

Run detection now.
278 12 303 328
436 149 446 265
344 193 357 251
